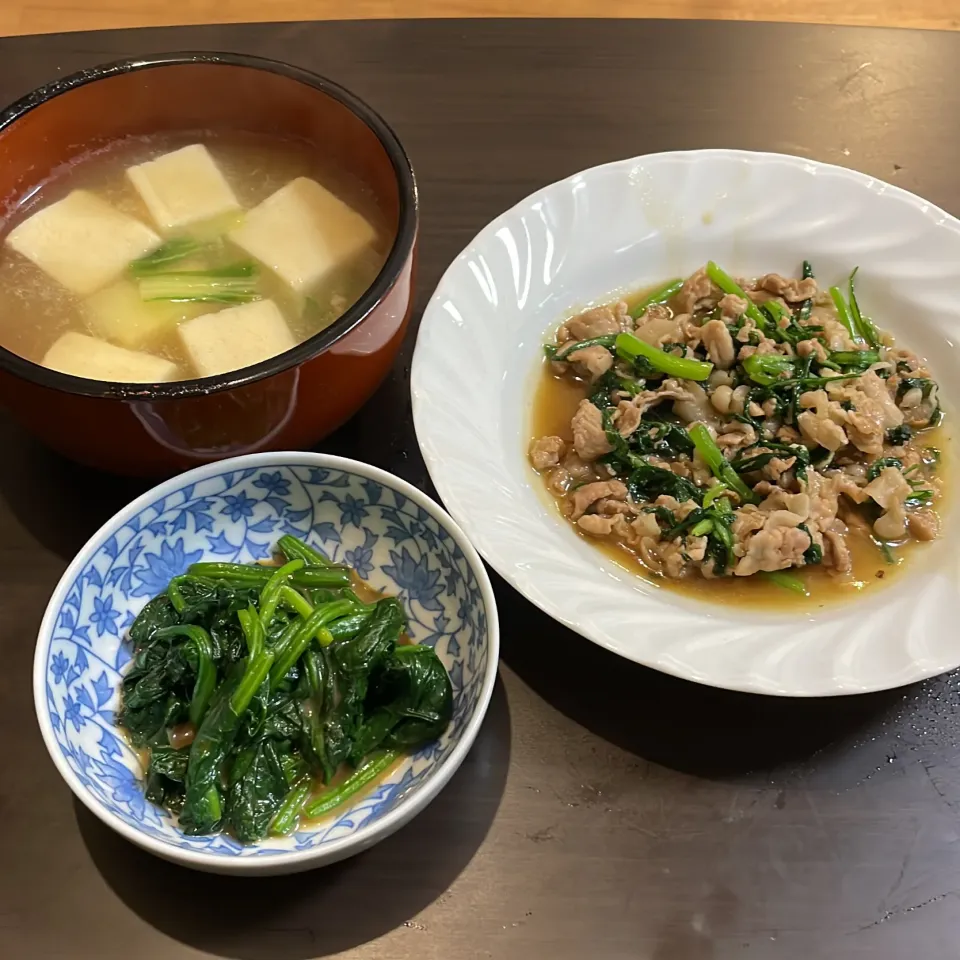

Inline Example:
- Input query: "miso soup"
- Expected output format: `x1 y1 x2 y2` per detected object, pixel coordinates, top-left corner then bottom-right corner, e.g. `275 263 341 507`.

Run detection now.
0 132 390 383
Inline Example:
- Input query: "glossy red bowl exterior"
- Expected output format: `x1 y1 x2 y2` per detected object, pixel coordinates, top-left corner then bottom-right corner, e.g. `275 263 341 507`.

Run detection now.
0 53 418 476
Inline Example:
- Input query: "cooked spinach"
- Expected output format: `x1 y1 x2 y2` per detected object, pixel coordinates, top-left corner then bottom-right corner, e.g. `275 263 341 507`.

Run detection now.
886 424 913 446
897 377 941 426
829 349 880 371
117 535 454 845
631 417 696 458
867 457 903 482
626 460 702 504
796 259 815 322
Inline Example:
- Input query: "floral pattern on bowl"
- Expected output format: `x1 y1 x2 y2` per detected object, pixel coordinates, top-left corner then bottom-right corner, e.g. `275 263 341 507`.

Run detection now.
35 453 498 873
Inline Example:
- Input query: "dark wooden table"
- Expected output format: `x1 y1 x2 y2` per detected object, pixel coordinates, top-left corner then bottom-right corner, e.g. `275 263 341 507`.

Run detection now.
2 18 960 960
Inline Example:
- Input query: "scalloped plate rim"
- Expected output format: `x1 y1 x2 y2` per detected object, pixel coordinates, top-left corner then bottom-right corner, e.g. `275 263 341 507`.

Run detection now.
411 148 959 698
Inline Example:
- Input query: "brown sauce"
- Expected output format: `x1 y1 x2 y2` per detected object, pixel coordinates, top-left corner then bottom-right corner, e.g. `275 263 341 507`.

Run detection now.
350 571 387 606
167 722 196 750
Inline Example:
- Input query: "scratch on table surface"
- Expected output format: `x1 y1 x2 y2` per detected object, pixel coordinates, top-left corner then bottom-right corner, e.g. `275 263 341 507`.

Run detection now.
792 790 847 867
838 60 875 94
922 763 960 815
722 789 761 824
856 892 956 932
877 825 921 916
525 825 555 843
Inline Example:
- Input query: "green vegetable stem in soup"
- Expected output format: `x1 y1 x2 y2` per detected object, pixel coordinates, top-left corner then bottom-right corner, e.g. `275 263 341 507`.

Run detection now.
116 534 453 844
0 133 389 383
530 262 948 607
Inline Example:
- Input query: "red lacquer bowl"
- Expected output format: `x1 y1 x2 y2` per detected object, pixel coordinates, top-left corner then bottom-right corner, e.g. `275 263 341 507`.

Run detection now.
0 53 418 476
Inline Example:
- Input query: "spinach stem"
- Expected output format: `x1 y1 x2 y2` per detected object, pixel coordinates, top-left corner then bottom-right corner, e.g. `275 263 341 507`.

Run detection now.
304 749 401 819
761 571 810 596
553 334 617 361
167 575 188 613
269 777 313 836
629 278 683 319
232 607 276 712
742 353 795 386
269 599 357 686
828 285 860 342
231 649 275 714
279 584 315 619
848 267 881 349
688 423 757 504
259 559 304 628
765 372 862 391
615 332 713 381
277 534 334 568
702 483 729 508
202 786 222 823
830 350 880 368
277 587 362 645
795 260 816 323
237 605 265 662
303 647 325 705
188 562 351 588
705 261 769 331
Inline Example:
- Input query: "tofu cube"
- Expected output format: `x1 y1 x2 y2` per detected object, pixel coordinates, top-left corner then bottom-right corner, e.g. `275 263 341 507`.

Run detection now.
42 331 179 382
228 177 377 294
5 190 161 297
126 144 241 235
178 299 296 378
84 280 207 350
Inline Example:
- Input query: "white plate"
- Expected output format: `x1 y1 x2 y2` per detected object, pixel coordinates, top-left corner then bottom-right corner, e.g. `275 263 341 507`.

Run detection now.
411 149 960 697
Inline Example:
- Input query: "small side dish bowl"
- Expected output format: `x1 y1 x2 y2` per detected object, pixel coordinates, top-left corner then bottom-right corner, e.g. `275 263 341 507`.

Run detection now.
412 149 960 697
0 53 417 476
34 453 497 875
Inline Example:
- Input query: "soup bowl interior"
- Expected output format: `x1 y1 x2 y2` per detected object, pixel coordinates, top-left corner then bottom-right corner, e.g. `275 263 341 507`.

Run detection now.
0 55 417 475
412 148 960 697
34 453 497 874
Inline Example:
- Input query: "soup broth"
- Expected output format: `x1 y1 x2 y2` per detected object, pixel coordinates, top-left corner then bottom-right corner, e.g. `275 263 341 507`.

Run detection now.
0 132 390 381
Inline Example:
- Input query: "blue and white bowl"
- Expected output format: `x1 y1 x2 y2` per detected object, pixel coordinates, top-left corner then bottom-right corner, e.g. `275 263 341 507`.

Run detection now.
33 453 499 875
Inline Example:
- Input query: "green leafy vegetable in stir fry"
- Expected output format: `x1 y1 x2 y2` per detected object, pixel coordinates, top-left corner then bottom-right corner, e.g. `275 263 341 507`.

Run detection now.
530 264 944 591
117 535 453 843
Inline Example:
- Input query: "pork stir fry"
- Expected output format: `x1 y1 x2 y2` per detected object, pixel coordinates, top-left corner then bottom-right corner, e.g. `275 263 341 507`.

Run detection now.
530 262 943 590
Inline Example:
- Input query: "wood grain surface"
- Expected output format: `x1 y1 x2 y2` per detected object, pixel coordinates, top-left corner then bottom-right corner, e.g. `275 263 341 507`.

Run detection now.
0 0 958 37
3 17 960 960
